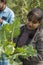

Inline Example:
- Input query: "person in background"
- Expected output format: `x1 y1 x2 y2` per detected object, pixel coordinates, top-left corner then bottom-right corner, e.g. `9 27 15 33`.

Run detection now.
14 8 43 65
0 0 15 65
0 0 15 27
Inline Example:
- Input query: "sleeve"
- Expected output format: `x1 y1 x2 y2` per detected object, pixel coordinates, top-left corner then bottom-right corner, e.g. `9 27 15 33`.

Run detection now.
7 11 15 24
2 20 8 25
2 11 15 26
29 28 43 62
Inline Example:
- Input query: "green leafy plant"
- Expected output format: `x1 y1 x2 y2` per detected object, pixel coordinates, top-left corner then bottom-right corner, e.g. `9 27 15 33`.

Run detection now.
0 17 21 65
0 17 37 65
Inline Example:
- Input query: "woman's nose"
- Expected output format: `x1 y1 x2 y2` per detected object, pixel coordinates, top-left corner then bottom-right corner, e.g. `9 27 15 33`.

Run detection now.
29 23 33 26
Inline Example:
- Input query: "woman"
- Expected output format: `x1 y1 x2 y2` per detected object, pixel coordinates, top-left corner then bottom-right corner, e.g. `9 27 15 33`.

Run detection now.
14 8 43 65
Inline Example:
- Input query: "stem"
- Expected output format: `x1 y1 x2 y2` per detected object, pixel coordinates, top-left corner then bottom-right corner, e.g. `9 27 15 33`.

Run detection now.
4 31 7 41
11 23 15 43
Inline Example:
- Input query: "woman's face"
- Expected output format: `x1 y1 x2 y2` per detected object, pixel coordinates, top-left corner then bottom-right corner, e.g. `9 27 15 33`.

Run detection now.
26 19 40 30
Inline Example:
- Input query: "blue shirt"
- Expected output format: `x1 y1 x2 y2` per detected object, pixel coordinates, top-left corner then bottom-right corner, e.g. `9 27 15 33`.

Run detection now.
0 6 15 26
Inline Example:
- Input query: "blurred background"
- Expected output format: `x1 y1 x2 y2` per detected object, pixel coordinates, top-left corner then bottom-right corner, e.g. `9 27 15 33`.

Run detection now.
7 0 43 23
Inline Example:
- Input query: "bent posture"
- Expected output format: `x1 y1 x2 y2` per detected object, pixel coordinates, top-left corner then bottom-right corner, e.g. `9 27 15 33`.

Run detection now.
14 8 43 65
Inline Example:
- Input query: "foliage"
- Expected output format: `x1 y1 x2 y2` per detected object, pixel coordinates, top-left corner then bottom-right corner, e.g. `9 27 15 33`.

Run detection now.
15 45 37 58
7 0 43 23
0 17 37 65
0 17 20 65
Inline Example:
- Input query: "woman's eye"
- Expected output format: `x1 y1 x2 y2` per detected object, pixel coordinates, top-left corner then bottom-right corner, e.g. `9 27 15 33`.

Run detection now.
32 21 38 24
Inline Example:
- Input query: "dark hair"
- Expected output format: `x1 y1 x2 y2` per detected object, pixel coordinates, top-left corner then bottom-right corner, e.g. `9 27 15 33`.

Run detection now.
27 8 43 23
0 0 7 4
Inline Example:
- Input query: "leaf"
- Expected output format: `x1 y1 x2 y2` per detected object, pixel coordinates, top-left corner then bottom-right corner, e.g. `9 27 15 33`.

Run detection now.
4 45 15 55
